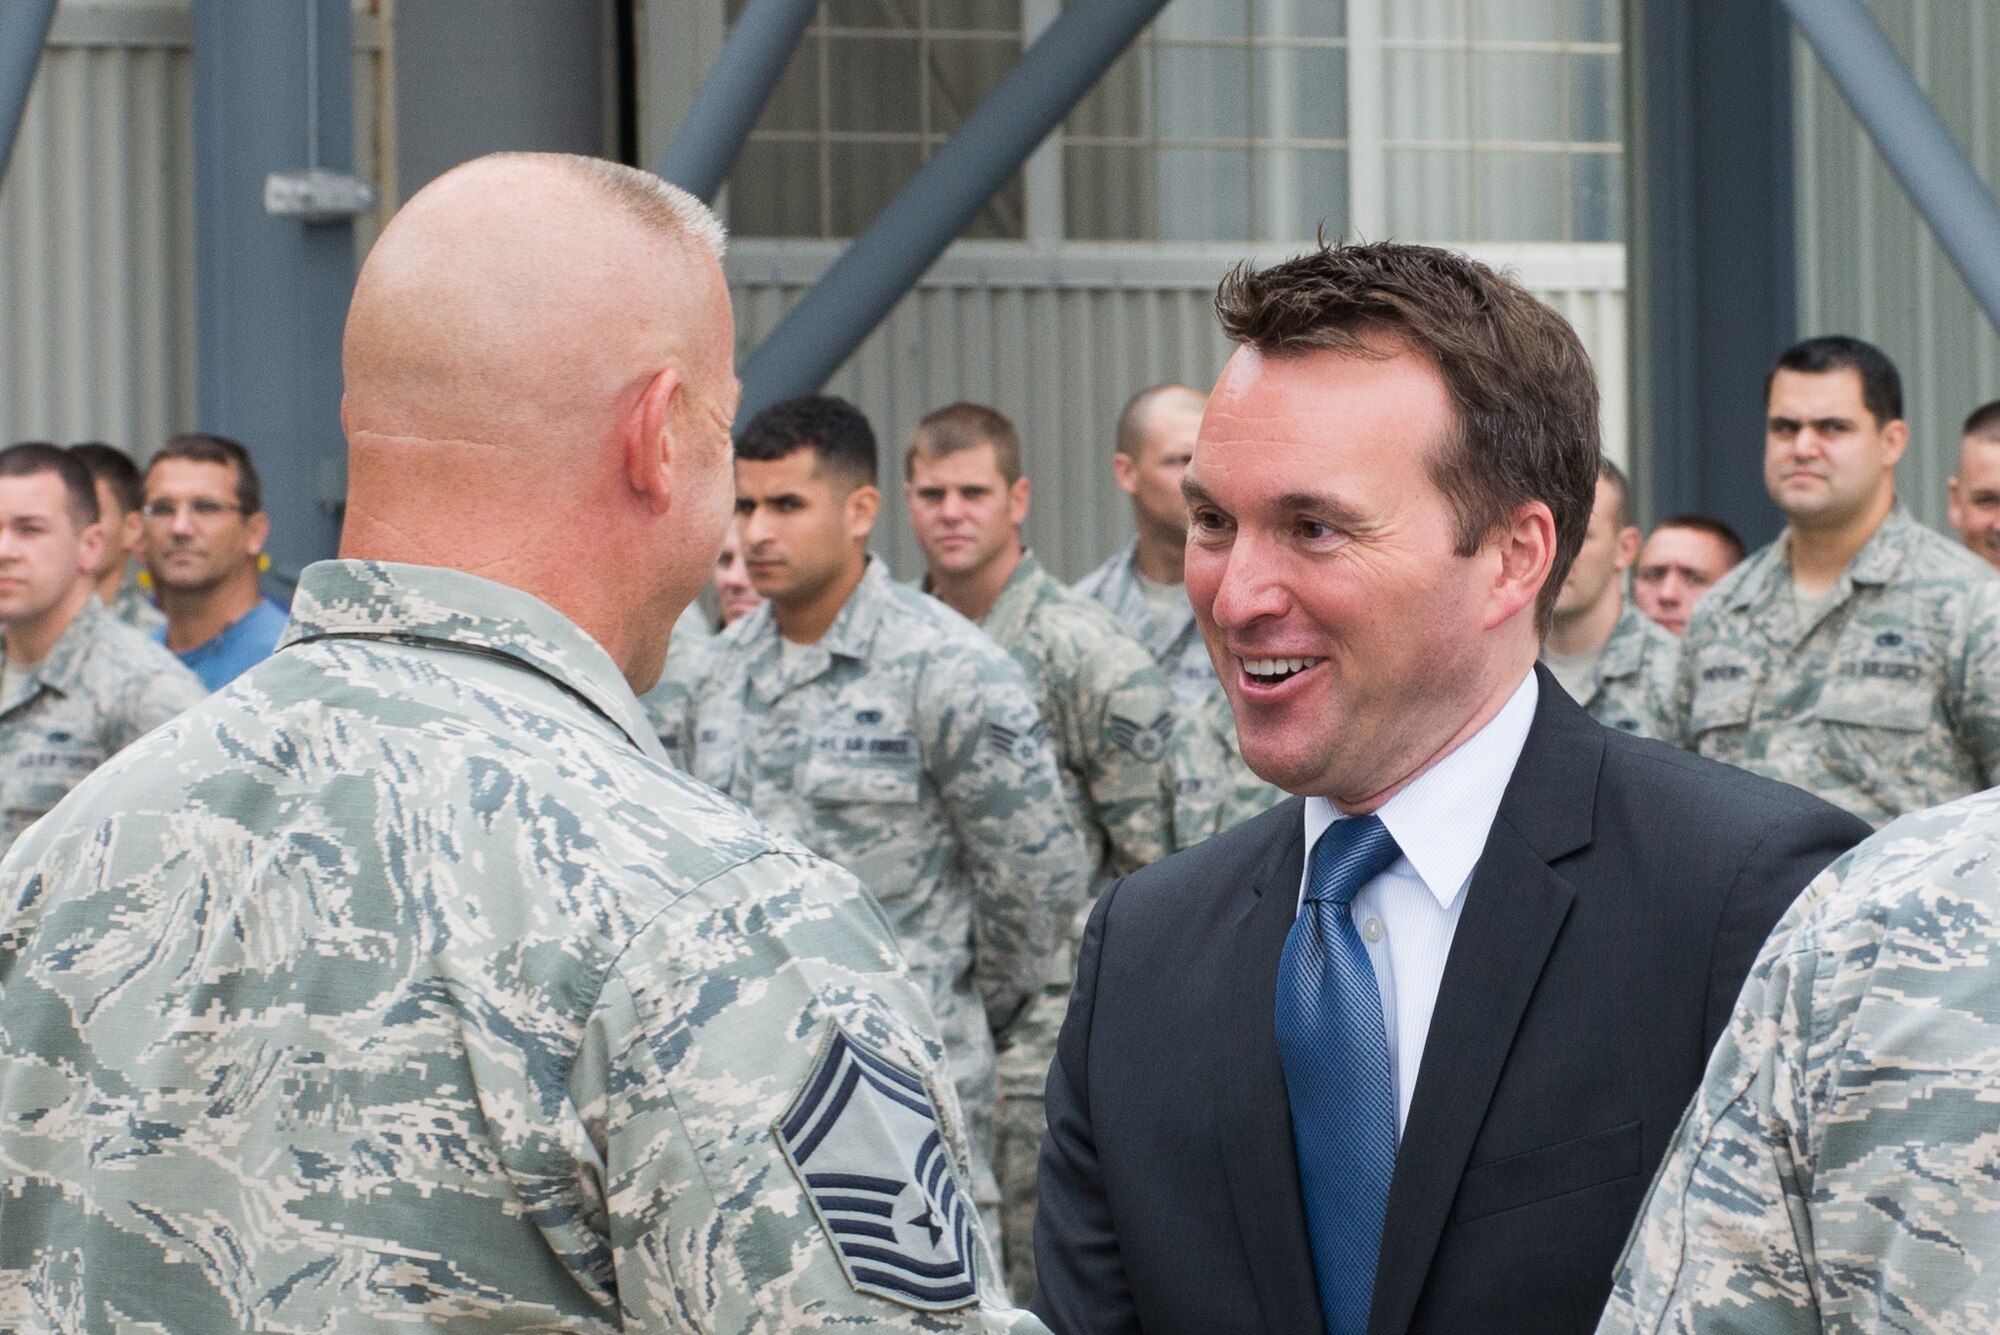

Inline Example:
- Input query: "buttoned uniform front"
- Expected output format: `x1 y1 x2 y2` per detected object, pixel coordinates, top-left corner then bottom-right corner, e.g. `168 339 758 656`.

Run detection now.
1544 601 1678 740
669 557 1086 1228
1073 539 1218 717
961 552 1178 1302
1601 787 2000 1333
0 560 1044 1334
1671 505 2000 827
0 594 203 855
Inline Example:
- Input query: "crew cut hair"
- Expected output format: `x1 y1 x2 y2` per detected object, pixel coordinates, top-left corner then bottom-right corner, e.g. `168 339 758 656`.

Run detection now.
1768 335 1903 427
1653 512 1747 566
0 441 102 529
1963 398 2000 444
150 433 263 515
737 395 878 489
71 442 144 515
906 402 1023 484
1213 240 1600 632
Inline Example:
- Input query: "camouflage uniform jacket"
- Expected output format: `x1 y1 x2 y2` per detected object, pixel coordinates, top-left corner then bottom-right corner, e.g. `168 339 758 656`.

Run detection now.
1169 684 1284 848
0 559 1041 1334
1548 599 1678 740
977 552 1175 886
0 594 203 854
1073 539 1219 717
106 564 164 633
1601 788 2000 1333
671 558 1084 1201
1671 506 2000 826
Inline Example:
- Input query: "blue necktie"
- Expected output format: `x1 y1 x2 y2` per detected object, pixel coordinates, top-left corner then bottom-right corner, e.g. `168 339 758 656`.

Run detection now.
1275 814 1404 1335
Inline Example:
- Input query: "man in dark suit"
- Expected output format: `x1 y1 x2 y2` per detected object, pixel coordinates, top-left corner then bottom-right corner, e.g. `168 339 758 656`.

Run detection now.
1030 242 1868 1335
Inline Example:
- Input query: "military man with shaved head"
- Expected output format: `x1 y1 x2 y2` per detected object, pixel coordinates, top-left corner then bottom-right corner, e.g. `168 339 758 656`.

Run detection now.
0 154 1042 1333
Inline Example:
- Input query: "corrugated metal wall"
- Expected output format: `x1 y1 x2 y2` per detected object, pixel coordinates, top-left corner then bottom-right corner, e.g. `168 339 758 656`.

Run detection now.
1795 1 2000 535
0 1 383 459
732 240 1628 583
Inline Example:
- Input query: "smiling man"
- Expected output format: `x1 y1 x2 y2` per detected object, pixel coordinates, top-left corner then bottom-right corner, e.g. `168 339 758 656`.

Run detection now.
142 433 289 690
1947 399 2000 571
0 443 201 855
1030 243 1865 1335
1672 336 2000 827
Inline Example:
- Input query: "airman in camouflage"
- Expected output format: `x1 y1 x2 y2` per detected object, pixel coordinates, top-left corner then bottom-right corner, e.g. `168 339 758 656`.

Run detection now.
1075 384 1218 718
70 442 168 634
0 444 205 855
903 403 1177 1298
1672 506 2000 825
1541 460 1679 740
1600 787 2000 1333
676 397 1085 1257
0 154 1045 1333
1671 336 2000 827
1169 684 1285 846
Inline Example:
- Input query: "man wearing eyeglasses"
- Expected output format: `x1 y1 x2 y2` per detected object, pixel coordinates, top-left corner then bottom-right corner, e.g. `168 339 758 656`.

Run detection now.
141 433 289 690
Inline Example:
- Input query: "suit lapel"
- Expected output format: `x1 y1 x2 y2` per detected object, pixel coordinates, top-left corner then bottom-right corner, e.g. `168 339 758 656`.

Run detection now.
1213 805 1326 1334
1368 672 1598 1335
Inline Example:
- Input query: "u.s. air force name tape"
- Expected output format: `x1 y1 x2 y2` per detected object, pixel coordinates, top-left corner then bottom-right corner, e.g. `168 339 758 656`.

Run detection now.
776 1024 980 1311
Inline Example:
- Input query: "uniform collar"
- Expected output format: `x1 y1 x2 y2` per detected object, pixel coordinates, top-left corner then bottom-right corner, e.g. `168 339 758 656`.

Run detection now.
1731 503 1915 613
281 559 664 759
979 550 1048 645
1594 599 1650 682
2 593 107 705
743 555 892 703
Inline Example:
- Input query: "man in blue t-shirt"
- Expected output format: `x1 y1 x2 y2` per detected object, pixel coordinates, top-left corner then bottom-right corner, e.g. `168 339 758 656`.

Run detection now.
141 434 288 691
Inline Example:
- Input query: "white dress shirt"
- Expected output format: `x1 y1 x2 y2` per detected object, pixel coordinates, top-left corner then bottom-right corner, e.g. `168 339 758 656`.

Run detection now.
1298 670 1539 1134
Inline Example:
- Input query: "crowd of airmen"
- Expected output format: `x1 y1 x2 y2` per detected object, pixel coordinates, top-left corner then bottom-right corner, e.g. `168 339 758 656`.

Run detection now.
6 151 2000 1330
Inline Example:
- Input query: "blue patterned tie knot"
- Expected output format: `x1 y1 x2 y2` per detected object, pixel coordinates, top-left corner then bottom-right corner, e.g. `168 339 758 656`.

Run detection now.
1276 813 1403 1335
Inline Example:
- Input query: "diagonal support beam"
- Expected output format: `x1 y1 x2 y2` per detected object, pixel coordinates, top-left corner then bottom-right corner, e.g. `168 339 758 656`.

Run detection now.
0 0 57 187
1781 0 2000 332
736 0 1171 427
658 0 817 204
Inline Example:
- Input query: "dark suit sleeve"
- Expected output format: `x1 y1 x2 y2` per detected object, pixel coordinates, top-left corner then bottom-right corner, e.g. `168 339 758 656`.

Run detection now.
1702 802 1869 1049
1030 878 1140 1335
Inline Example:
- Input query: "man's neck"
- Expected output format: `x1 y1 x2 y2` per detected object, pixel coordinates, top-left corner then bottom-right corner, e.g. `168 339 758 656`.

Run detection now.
774 555 869 645
1787 490 1894 596
1545 587 1623 657
93 562 128 606
1133 524 1185 586
1331 643 1538 817
927 540 1023 623
160 571 264 655
4 582 94 667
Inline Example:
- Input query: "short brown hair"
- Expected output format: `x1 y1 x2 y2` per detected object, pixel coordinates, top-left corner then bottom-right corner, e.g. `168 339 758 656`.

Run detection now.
1652 513 1747 566
906 402 1022 484
0 442 100 529
148 433 262 515
1963 399 2000 444
1213 241 1600 631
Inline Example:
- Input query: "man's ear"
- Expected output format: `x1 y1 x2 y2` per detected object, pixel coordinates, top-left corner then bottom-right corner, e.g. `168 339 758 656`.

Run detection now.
1483 500 1556 632
846 483 881 543
1008 476 1031 527
626 366 684 516
1111 451 1138 497
1882 418 1911 470
76 522 106 581
245 510 271 557
1614 524 1641 572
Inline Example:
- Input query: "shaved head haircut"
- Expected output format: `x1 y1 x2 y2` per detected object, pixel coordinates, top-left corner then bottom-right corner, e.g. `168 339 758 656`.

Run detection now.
1115 384 1205 459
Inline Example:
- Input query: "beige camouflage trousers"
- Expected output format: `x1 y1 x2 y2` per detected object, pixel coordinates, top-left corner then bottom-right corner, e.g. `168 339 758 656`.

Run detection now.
993 983 1070 1304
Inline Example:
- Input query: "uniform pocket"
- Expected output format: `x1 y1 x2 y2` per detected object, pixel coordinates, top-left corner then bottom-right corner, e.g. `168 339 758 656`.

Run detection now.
799 749 922 806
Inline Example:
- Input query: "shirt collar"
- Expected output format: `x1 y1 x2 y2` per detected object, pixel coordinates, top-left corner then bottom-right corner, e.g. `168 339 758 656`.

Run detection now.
6 594 108 700
1303 669 1539 911
281 559 665 760
980 550 1046 642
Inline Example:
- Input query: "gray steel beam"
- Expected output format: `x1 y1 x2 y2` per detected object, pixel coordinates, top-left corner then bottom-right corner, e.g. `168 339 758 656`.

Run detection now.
0 0 57 187
736 0 1170 426
193 0 358 589
658 0 815 203
1781 0 2000 334
1633 0 1792 545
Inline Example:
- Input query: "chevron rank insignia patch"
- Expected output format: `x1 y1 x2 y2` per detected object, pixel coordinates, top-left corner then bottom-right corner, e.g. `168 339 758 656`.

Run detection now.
776 1024 980 1312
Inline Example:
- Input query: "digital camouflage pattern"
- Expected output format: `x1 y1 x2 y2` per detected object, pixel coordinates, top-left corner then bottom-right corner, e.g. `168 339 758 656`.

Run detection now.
1672 507 2000 826
1073 539 1219 718
1170 685 1285 849
1601 787 2000 1334
668 558 1086 1229
0 559 1043 1334
0 594 203 855
105 566 165 634
970 552 1176 1301
1548 600 1678 740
